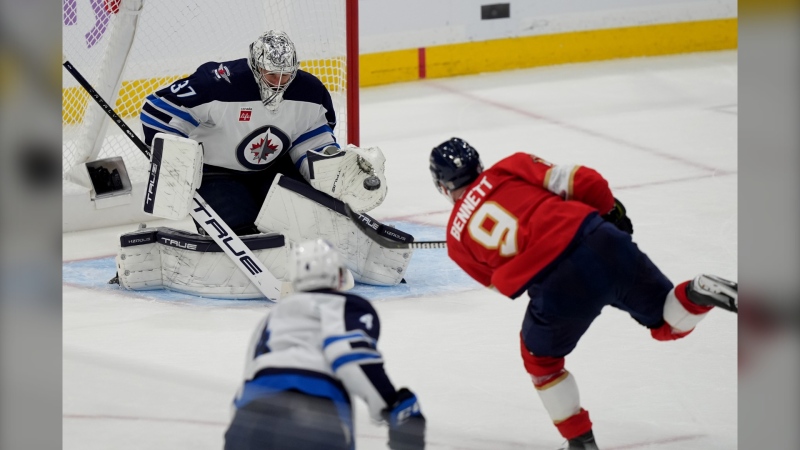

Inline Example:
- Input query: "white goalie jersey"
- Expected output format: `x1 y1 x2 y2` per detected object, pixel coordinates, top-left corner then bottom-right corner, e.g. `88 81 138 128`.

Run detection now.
141 58 337 177
235 290 399 422
141 57 387 212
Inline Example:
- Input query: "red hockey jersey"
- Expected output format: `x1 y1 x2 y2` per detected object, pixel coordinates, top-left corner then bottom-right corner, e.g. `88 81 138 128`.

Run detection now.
446 152 615 298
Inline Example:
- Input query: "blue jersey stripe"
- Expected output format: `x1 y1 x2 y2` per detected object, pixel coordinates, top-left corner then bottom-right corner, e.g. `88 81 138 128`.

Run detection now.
331 352 382 372
141 113 189 138
323 331 375 349
236 373 349 408
293 124 333 147
294 153 307 170
146 95 200 127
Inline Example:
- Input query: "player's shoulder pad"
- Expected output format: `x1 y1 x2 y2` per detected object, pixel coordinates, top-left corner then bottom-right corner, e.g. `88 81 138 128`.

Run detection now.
490 152 552 176
284 70 331 105
527 153 554 166
340 292 381 341
181 58 260 104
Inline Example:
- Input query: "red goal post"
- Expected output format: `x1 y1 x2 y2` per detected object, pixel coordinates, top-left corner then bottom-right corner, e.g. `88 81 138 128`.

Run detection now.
63 0 359 185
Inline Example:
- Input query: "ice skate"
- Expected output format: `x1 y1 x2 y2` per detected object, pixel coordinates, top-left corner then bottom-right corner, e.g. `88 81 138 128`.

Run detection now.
557 431 599 450
687 274 738 313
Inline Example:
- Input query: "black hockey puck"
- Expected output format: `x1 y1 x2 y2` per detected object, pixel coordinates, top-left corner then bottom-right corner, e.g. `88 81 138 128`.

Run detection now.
363 175 381 191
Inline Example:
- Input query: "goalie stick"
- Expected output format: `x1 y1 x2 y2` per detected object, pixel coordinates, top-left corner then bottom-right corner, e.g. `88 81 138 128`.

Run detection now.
63 59 283 301
338 203 448 249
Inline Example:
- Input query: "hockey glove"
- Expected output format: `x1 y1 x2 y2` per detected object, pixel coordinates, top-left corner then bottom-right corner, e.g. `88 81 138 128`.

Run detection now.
602 197 633 234
381 388 426 450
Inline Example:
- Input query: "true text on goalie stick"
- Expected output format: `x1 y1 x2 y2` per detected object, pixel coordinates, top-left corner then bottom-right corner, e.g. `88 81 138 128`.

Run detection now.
338 203 447 250
63 59 284 301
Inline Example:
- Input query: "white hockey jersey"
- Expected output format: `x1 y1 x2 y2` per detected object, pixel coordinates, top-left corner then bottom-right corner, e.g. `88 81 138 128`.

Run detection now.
140 58 338 179
233 290 399 423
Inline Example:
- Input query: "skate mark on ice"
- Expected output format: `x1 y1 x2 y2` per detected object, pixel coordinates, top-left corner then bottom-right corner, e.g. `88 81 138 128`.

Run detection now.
607 433 707 449
63 413 227 427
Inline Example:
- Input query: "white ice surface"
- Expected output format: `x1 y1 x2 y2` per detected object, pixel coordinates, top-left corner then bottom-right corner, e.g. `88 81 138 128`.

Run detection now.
63 51 737 450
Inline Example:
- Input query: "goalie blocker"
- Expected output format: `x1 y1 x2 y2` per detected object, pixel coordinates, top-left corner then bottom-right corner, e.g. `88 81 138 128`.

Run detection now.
143 133 204 220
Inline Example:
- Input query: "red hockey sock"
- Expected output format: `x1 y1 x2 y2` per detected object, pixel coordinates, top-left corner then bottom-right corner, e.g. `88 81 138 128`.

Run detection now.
555 408 593 440
675 280 714 315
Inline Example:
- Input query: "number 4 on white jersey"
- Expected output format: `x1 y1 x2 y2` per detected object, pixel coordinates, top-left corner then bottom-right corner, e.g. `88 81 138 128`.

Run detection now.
359 314 374 330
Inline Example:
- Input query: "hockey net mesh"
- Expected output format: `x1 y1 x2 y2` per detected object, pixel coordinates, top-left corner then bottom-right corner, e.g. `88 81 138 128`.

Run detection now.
63 0 349 183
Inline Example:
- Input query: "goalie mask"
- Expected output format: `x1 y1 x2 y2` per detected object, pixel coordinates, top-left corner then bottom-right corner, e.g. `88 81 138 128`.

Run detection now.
288 239 346 292
429 137 483 200
248 30 299 108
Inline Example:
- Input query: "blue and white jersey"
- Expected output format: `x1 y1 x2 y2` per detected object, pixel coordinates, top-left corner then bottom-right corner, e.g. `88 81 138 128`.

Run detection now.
235 290 398 423
140 58 338 177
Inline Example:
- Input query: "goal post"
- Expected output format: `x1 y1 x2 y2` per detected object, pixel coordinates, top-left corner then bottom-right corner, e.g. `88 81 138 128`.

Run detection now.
346 0 359 147
63 0 360 185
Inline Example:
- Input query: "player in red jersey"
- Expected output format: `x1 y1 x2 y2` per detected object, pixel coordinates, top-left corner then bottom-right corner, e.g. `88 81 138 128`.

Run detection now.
428 138 738 450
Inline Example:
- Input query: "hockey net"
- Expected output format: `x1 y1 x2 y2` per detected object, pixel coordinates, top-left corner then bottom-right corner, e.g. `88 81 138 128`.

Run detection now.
63 0 357 185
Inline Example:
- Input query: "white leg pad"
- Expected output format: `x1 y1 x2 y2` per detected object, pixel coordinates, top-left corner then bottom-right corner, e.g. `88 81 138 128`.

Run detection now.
116 227 292 299
116 242 163 289
663 288 708 333
254 175 412 286
535 371 582 422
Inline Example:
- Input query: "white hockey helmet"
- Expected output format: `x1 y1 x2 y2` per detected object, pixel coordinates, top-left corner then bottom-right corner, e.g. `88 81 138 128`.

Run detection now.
288 239 346 292
248 30 299 107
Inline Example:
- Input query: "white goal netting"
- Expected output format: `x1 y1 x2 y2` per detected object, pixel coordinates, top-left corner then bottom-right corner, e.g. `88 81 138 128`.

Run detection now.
63 0 352 185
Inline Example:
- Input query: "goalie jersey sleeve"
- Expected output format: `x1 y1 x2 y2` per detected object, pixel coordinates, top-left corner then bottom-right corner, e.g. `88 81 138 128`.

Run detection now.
239 290 398 423
140 58 337 176
446 152 615 298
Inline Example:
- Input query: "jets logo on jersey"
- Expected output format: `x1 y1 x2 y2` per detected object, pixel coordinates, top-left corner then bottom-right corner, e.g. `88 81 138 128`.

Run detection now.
239 108 252 122
236 125 290 170
212 64 231 83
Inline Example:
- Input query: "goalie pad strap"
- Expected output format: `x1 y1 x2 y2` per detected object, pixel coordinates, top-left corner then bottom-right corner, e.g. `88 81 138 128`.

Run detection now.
120 227 285 253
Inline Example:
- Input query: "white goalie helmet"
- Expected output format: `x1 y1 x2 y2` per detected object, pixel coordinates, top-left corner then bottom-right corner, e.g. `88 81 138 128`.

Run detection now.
248 30 299 107
288 239 346 292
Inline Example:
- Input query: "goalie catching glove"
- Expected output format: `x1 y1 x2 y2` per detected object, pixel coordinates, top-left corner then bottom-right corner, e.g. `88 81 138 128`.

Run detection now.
307 144 387 213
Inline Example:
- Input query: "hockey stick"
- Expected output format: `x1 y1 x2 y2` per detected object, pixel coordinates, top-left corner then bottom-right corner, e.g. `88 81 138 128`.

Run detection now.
63 60 151 159
339 203 448 249
63 59 284 301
